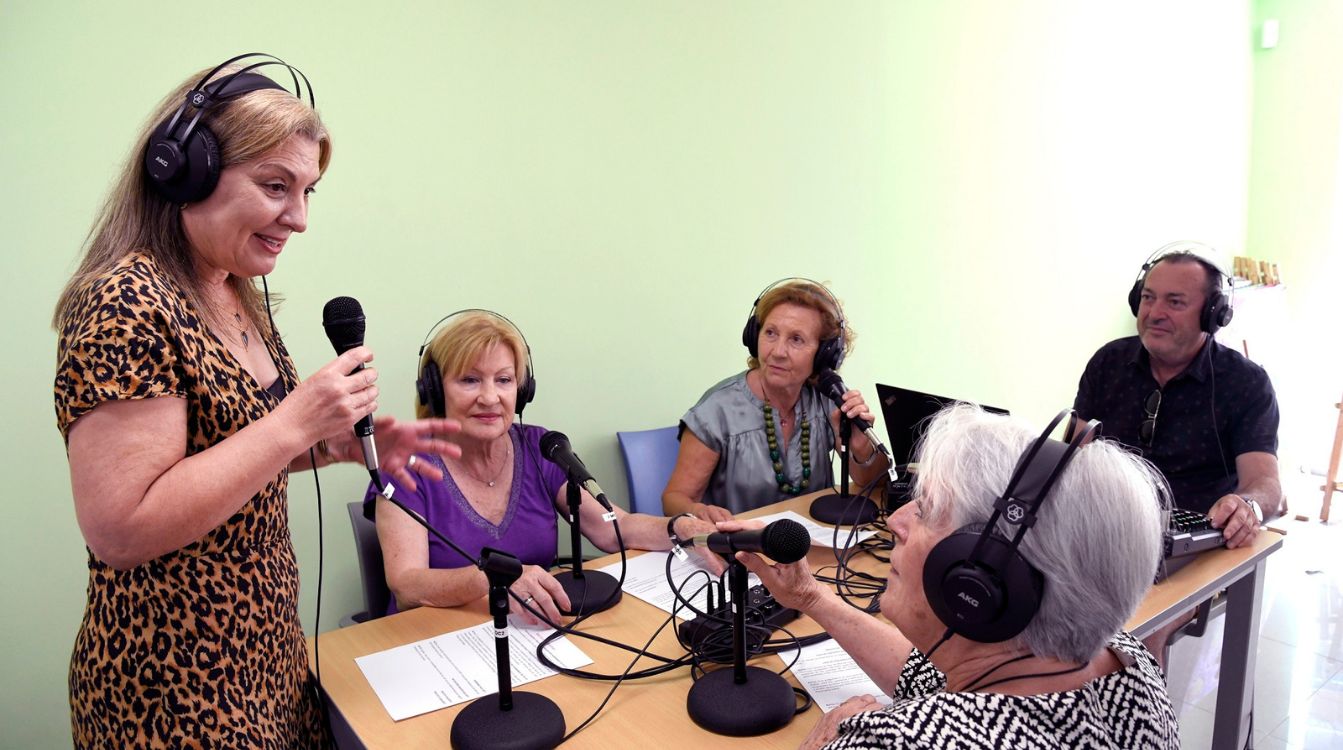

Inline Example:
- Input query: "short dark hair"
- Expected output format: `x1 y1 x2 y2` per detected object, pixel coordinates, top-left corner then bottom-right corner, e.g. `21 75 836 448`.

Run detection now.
1154 251 1222 303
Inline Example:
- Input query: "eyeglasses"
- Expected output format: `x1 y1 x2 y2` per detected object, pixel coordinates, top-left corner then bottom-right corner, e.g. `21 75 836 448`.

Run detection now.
1139 388 1162 447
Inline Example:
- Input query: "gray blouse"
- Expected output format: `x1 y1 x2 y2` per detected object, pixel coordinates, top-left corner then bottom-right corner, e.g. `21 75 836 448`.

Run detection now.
680 371 836 514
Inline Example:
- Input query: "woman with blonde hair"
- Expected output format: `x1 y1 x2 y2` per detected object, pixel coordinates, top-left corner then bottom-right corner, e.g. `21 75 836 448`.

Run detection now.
53 55 456 747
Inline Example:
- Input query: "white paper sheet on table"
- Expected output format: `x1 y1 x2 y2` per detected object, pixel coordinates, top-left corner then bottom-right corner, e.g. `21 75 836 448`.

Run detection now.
751 509 879 548
599 551 759 620
354 618 592 721
778 638 894 713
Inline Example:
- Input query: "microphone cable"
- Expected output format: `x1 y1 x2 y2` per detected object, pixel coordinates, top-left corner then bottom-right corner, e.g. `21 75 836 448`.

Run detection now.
259 275 332 725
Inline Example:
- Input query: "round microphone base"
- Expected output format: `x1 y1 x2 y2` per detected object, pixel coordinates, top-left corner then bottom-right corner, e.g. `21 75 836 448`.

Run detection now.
686 666 796 736
553 569 622 616
810 492 879 527
450 691 565 750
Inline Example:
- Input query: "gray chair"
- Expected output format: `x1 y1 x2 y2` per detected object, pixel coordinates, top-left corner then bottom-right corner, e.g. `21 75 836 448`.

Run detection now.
342 501 390 626
616 426 681 516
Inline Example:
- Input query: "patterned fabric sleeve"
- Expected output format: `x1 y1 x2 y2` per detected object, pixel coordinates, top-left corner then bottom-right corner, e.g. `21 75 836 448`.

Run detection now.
893 647 947 700
54 259 188 438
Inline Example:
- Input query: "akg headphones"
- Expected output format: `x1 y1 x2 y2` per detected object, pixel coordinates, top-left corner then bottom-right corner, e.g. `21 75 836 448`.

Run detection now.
415 310 537 419
1126 241 1234 335
921 410 1100 644
741 278 847 375
144 53 315 204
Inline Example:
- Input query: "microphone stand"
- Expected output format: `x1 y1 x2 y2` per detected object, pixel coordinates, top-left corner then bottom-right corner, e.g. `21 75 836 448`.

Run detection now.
552 472 622 616
451 548 566 750
809 413 878 526
686 557 796 736
371 485 565 750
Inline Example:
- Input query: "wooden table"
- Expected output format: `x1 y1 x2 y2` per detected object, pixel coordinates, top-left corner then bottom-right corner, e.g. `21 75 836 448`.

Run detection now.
309 492 1282 749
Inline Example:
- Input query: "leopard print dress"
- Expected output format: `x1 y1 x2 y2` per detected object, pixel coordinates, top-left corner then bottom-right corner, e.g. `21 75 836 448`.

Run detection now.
54 252 330 748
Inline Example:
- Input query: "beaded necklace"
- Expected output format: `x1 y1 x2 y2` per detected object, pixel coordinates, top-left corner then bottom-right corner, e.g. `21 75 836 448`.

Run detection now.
763 403 811 495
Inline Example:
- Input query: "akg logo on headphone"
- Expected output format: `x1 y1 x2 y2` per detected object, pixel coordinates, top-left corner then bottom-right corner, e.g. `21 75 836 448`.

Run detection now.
153 156 169 168
191 92 206 106
1005 502 1026 524
957 591 980 608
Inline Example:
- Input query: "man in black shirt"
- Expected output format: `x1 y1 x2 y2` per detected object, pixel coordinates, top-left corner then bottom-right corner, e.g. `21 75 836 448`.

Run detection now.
1074 245 1281 550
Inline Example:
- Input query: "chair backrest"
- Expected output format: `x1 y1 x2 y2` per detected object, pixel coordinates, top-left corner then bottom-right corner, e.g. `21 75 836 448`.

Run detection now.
347 501 391 620
616 426 681 516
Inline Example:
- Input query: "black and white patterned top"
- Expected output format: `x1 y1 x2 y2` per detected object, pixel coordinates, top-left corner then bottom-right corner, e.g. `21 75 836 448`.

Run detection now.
824 631 1179 749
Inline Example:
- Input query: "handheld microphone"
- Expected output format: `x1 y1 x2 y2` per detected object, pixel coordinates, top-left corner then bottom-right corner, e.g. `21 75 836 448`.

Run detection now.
322 296 379 478
816 369 897 480
539 430 614 511
687 519 811 564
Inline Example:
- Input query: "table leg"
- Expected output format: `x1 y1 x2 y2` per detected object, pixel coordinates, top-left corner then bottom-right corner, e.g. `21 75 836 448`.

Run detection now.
1211 559 1266 749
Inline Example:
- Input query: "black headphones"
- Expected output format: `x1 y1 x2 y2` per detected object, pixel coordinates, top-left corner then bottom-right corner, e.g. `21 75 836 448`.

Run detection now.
144 53 315 204
921 409 1100 644
415 310 537 419
741 278 847 375
1127 241 1234 335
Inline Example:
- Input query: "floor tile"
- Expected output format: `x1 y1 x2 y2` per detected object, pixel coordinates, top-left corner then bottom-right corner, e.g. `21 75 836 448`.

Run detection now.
1269 669 1343 748
1177 702 1215 749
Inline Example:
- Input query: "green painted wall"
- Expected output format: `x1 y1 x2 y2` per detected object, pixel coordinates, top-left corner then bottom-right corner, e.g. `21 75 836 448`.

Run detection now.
2 1 1290 745
1246 0 1343 470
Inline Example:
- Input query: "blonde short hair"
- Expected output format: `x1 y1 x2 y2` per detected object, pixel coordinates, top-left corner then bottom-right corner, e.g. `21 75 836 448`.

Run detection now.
416 311 530 420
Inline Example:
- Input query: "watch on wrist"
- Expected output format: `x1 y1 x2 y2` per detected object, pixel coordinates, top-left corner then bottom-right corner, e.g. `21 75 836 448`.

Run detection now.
1243 496 1263 524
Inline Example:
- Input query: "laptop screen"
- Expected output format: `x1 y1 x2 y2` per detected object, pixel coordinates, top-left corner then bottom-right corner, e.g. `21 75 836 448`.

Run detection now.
875 383 1010 466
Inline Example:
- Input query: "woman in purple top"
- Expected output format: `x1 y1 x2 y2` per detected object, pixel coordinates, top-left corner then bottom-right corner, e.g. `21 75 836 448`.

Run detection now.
369 310 718 625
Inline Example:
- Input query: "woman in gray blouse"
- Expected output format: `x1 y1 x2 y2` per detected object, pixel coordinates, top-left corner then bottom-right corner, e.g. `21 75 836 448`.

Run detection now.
662 279 888 521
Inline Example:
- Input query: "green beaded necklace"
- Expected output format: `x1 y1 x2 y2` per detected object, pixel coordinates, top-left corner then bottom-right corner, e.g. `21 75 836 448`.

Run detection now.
763 403 811 495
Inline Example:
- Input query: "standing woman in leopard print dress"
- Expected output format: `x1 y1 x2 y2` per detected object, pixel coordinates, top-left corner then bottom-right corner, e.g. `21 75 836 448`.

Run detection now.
51 55 459 748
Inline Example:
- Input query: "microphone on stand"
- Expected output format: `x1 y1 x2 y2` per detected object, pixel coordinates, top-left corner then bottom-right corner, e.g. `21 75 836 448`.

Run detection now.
685 525 805 736
808 370 887 526
539 431 614 511
685 519 810 563
321 296 379 482
538 430 623 616
816 370 894 473
369 488 565 750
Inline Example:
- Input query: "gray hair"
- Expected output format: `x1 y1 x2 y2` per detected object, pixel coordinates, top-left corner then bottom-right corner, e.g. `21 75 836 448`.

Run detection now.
914 404 1166 663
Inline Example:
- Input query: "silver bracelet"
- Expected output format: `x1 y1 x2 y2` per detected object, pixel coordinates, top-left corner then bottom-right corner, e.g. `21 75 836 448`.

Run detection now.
851 444 879 467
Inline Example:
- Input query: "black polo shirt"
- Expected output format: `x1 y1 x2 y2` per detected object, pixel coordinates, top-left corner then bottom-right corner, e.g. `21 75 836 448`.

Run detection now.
1073 336 1279 513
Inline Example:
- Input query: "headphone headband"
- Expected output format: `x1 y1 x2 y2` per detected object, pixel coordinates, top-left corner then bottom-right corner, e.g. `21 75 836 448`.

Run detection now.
145 53 316 204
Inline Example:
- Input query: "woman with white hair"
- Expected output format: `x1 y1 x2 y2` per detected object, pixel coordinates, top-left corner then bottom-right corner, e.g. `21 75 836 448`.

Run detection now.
732 404 1179 749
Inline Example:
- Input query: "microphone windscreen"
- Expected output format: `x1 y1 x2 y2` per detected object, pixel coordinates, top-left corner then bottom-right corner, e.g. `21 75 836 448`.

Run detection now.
816 369 845 401
539 430 569 460
761 519 811 563
322 296 366 352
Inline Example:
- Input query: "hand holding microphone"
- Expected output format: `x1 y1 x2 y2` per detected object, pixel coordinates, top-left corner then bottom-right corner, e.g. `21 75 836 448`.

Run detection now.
319 296 461 490
816 369 896 479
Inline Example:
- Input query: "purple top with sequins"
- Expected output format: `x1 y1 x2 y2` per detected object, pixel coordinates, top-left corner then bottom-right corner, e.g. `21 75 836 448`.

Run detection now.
364 423 568 614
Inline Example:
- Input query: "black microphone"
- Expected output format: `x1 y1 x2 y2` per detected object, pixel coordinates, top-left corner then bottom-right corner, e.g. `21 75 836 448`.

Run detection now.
539 430 614 511
321 296 379 478
687 519 811 564
816 369 896 478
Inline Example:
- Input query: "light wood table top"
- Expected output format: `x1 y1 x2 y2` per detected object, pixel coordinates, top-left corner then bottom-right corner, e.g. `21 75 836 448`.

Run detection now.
309 491 1282 748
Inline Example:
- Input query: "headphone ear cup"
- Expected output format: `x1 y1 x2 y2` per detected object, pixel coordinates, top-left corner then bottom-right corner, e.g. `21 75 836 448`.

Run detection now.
812 336 844 374
516 372 536 417
1127 276 1145 317
922 523 1043 643
144 119 222 204
1203 291 1233 334
417 359 445 418
742 314 760 359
